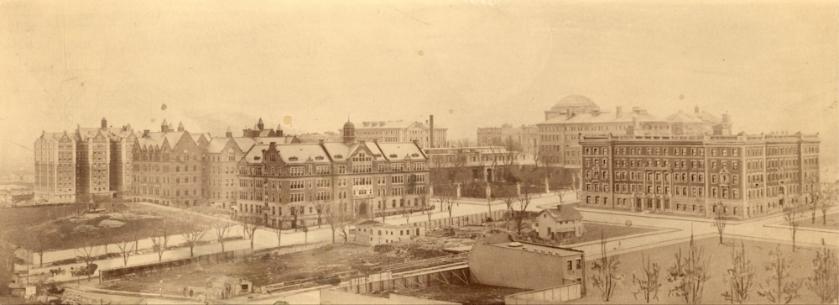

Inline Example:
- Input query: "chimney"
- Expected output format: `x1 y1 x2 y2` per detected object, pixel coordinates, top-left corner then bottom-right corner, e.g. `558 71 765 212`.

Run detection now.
142 129 150 137
616 106 623 117
225 127 233 138
100 117 108 129
429 114 435 149
556 204 562 211
694 106 700 114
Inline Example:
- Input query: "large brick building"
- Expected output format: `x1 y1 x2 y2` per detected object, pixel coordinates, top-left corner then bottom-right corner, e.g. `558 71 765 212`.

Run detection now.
355 119 447 149
538 95 731 168
34 118 136 204
130 120 210 206
476 124 539 158
236 121 430 229
579 133 820 219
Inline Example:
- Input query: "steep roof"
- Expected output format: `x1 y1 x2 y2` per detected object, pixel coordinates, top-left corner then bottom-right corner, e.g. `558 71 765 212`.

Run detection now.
376 142 425 161
206 137 231 154
539 205 582 221
277 144 330 164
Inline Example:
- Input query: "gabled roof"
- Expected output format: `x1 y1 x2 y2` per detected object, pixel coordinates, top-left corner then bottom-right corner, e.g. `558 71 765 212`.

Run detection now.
321 142 357 161
376 142 425 161
276 144 330 164
206 137 232 154
233 137 257 151
539 205 582 221
254 136 295 145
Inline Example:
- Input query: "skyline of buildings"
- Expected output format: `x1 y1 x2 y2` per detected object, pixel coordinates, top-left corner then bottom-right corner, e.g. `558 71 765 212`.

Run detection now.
537 95 733 168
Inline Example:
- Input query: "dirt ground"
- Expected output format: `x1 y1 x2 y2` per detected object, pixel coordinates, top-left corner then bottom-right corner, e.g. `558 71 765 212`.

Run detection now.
101 242 454 295
570 237 827 304
3 203 211 251
386 283 526 305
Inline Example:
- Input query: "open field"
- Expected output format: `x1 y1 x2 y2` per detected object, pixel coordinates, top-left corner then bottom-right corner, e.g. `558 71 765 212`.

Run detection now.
797 212 839 230
570 236 826 304
100 243 453 295
559 222 659 245
1 203 213 251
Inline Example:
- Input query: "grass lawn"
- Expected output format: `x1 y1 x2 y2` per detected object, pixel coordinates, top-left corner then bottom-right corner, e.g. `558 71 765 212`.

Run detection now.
1 203 212 251
797 212 839 230
570 237 826 304
101 243 453 295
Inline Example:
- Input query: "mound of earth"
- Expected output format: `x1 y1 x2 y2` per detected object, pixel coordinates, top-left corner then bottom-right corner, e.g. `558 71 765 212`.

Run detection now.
73 224 98 234
98 219 125 228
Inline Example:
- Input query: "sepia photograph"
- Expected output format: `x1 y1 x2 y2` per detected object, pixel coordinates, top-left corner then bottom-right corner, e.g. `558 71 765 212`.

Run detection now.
0 0 837 304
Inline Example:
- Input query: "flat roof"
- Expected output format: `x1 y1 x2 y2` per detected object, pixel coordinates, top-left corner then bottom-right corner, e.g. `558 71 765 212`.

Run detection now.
489 241 583 257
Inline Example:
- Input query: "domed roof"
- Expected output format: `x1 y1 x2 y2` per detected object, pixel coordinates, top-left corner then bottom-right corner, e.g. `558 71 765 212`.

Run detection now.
551 95 596 110
343 120 355 129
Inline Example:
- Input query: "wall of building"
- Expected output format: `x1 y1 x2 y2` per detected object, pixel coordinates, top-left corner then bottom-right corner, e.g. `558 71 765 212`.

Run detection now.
468 243 584 290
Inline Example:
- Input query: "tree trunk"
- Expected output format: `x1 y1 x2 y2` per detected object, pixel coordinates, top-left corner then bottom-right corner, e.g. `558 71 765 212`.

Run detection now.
189 245 194 258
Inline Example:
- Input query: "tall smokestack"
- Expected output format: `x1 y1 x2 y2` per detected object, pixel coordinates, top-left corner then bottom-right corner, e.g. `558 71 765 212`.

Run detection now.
429 114 435 148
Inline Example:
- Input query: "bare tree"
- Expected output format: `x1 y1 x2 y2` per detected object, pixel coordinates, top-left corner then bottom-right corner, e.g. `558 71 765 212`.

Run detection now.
314 201 327 228
183 229 206 258
632 254 661 303
782 205 800 252
807 191 819 224
722 242 755 304
326 205 349 243
150 232 168 263
757 244 802 304
666 233 709 304
591 232 622 302
437 195 457 226
74 242 98 281
806 244 839 304
820 188 834 225
513 189 532 235
115 239 135 267
213 223 231 252
271 218 284 247
712 202 727 244
239 215 261 250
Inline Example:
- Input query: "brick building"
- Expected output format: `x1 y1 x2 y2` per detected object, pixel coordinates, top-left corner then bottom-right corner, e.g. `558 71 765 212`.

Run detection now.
33 118 136 204
236 121 430 229
130 120 210 206
33 132 77 203
579 133 820 219
476 124 539 157
355 119 447 149
537 95 731 168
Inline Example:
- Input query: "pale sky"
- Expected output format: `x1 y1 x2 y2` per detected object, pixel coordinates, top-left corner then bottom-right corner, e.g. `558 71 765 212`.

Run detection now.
1 0 837 179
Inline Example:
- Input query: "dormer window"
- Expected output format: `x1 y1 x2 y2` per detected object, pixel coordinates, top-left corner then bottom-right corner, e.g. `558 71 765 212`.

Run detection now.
288 156 299 162
411 153 420 157
389 154 398 158
334 154 343 159
314 156 324 161
254 156 261 161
